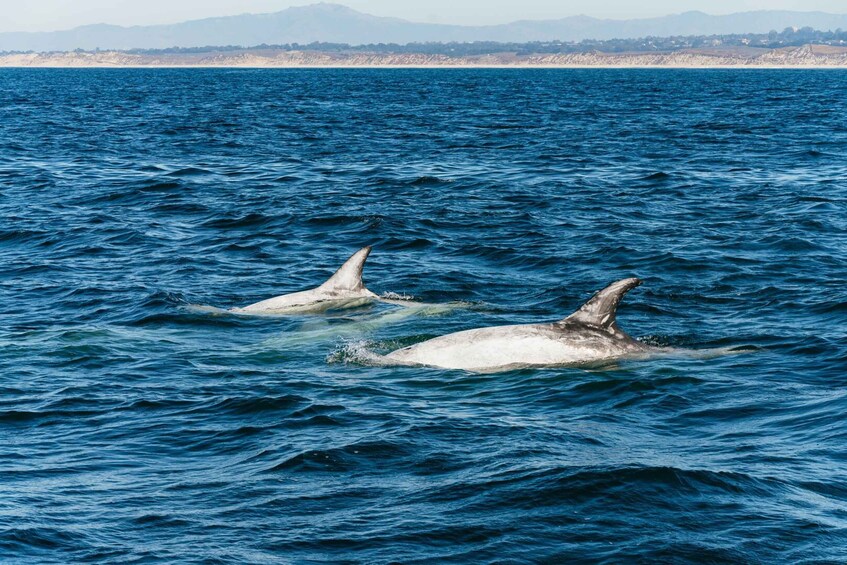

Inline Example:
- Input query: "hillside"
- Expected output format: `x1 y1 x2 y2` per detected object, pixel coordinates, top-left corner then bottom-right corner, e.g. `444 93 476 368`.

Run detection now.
2 4 847 52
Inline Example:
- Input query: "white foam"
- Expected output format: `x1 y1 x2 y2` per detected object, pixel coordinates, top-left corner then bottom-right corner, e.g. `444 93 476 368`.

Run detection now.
327 339 392 367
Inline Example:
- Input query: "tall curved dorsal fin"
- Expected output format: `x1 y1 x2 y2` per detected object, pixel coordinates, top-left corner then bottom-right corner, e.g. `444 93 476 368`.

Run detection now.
563 278 642 330
319 246 373 292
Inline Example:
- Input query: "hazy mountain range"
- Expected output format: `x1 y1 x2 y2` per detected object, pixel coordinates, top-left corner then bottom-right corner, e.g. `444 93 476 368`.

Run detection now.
2 3 847 52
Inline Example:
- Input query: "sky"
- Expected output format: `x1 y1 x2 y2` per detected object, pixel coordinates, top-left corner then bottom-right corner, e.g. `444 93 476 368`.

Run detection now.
2 0 846 33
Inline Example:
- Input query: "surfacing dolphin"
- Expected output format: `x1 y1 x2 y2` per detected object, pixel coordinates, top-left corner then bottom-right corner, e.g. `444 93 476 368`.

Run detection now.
383 277 651 372
232 246 379 315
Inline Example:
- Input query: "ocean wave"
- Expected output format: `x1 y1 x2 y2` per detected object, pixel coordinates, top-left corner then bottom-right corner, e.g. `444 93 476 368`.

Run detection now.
2 68 845 563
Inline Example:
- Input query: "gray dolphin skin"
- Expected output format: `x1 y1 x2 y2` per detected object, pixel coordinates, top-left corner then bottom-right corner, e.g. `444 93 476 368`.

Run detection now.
384 278 650 372
231 246 379 314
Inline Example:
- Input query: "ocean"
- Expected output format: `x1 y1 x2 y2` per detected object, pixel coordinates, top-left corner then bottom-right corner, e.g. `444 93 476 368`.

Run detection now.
1 68 845 563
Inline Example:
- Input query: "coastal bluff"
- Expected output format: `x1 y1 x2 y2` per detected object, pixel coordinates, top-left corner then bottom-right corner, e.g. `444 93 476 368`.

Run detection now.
2 44 847 67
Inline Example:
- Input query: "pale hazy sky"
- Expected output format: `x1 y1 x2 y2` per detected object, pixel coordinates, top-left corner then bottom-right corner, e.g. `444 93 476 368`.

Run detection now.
2 0 846 33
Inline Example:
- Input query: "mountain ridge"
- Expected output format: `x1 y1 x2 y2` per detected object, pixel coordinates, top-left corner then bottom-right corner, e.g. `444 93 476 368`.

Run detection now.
2 3 847 52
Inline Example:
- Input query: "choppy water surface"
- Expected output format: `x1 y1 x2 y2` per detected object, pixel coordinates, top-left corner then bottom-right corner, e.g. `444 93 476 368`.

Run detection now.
1 69 846 563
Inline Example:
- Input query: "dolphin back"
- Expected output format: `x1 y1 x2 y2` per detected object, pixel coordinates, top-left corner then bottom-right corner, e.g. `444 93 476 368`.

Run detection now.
562 278 642 331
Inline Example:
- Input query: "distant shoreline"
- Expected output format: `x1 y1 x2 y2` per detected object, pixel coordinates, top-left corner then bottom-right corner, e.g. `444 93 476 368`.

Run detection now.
2 45 847 69
2 65 847 70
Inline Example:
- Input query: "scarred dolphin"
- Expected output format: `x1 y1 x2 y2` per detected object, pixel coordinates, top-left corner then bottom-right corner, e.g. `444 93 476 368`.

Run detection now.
232 246 379 314
383 278 650 372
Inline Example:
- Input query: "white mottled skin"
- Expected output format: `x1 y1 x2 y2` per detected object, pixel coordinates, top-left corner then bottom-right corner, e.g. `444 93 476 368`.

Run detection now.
231 247 379 315
385 278 651 372
386 323 648 371
233 288 378 314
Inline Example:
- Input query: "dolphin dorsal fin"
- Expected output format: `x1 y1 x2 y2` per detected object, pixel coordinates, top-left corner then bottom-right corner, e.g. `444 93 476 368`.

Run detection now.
563 278 642 330
319 246 373 292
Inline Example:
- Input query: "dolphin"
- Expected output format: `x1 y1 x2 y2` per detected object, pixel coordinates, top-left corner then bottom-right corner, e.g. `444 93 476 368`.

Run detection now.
382 277 651 372
231 246 379 315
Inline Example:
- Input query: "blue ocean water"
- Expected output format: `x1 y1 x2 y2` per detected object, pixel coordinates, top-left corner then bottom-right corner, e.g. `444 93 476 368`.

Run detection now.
0 68 846 563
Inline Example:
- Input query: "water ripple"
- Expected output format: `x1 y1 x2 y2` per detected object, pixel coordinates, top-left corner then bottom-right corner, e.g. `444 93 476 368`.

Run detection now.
0 68 846 563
